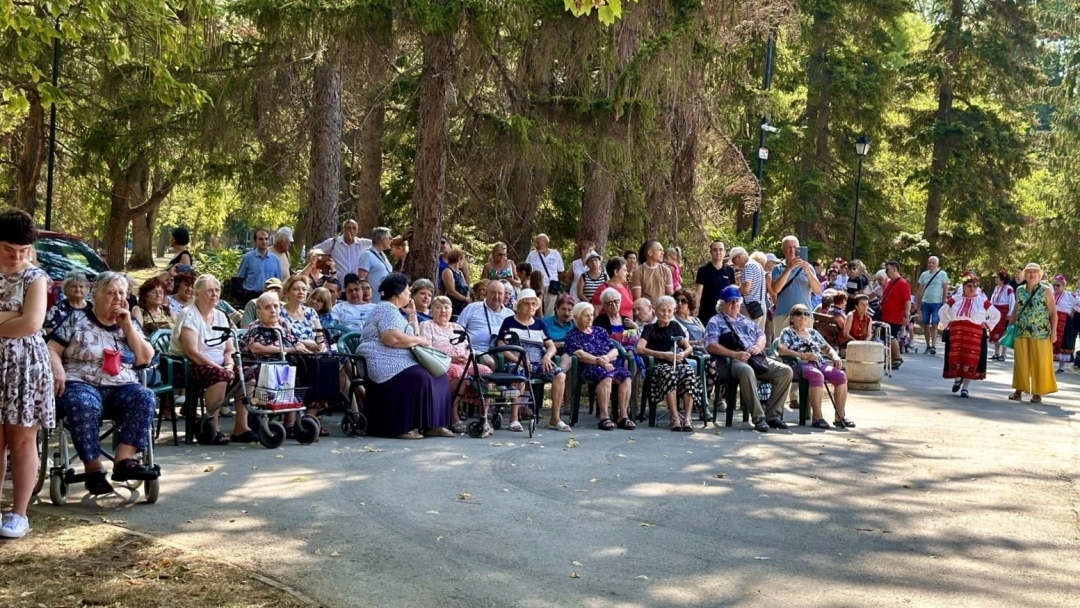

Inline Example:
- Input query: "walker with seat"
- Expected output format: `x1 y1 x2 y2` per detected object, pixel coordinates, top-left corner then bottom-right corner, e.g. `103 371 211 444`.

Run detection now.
451 329 540 438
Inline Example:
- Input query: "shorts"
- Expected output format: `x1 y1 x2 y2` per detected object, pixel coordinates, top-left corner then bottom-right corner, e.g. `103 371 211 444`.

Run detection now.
888 323 903 339
920 302 942 326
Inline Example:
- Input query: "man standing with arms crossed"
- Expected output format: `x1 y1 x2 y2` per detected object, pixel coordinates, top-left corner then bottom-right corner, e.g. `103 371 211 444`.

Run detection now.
915 255 949 355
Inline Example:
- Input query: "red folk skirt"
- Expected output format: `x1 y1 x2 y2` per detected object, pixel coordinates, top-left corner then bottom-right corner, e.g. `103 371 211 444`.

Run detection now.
942 320 988 380
1053 311 1070 360
989 304 1009 342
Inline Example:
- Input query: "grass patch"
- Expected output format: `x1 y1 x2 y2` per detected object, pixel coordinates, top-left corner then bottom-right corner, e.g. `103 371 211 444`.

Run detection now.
0 510 312 608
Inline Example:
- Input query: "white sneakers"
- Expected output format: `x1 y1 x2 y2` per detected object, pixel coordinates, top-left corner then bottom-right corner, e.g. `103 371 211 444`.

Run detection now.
0 513 30 539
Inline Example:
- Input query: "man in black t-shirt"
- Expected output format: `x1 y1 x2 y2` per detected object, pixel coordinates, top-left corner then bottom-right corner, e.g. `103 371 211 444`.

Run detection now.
694 240 737 325
843 262 869 312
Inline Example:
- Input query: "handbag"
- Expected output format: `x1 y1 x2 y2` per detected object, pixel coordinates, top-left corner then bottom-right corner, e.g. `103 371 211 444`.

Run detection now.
999 284 1039 349
536 252 561 295
411 344 451 377
255 363 299 410
746 300 765 320
719 316 771 376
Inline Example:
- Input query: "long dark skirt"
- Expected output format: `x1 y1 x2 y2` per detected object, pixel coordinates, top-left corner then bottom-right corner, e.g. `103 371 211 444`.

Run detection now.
1057 312 1076 363
942 321 988 380
365 365 451 438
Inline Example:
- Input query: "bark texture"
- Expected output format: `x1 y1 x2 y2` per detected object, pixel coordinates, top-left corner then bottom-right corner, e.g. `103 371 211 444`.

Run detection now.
6 89 47 215
581 160 616 254
103 158 174 269
303 53 343 249
354 10 392 237
797 12 833 245
923 0 963 263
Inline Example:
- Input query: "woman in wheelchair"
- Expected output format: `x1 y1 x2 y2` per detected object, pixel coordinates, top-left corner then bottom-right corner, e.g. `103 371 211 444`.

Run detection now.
496 289 569 433
565 302 633 430
46 272 160 496
170 275 256 445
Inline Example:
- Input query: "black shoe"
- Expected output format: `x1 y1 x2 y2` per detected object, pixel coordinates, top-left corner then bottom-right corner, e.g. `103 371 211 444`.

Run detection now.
767 418 789 429
951 378 963 393
85 470 115 495
753 418 769 433
112 458 159 482
230 430 260 443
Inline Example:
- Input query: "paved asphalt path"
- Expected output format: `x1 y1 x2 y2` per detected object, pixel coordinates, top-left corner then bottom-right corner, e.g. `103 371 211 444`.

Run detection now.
33 347 1080 607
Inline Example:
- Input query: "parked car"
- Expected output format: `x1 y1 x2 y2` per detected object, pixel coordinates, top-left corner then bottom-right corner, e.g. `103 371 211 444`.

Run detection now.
34 231 110 307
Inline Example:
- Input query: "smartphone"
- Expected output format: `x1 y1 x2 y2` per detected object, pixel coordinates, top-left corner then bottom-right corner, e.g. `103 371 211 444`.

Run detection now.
798 246 809 262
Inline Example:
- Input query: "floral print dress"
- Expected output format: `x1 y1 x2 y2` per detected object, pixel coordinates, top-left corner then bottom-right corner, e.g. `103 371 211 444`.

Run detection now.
0 266 55 428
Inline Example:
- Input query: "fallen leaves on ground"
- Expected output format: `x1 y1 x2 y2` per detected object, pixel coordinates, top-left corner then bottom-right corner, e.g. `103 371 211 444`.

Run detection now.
566 437 579 448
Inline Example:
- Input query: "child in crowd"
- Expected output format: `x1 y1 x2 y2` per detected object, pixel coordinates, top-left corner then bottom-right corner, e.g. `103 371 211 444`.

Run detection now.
664 247 683 291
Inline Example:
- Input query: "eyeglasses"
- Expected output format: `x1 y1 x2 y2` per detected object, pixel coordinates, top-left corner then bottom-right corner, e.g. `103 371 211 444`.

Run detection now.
603 300 619 305
790 311 809 317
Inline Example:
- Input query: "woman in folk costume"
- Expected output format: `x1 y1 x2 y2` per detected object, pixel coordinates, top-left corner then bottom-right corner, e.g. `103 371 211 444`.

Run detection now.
940 271 1001 398
988 270 1015 361
1050 275 1076 373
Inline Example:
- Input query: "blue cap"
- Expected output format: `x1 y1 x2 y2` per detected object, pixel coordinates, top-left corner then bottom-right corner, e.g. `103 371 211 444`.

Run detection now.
719 285 742 302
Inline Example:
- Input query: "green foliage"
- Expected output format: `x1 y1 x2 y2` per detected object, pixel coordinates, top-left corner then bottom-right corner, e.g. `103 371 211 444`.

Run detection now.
195 247 242 282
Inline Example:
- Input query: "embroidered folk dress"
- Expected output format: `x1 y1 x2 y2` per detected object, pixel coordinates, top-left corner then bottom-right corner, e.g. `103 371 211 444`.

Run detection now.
939 293 1000 380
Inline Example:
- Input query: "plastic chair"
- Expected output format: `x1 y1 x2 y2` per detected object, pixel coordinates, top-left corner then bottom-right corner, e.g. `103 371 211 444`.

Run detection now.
768 339 810 426
639 350 710 428
147 329 179 445
567 339 637 426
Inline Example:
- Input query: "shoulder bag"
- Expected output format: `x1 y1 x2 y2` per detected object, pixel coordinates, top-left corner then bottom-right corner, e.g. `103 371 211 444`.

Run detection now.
411 344 451 377
999 284 1039 349
745 268 767 320
720 316 770 376
536 252 561 295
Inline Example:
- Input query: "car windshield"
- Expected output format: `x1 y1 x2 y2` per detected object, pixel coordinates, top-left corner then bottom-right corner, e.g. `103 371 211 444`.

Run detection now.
35 236 109 280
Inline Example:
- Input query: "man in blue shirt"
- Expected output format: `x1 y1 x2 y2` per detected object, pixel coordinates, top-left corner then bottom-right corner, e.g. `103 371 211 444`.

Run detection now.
235 229 282 302
705 286 792 432
771 235 822 337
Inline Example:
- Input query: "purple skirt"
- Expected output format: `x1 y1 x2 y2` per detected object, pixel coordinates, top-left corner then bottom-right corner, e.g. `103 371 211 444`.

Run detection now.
365 365 451 437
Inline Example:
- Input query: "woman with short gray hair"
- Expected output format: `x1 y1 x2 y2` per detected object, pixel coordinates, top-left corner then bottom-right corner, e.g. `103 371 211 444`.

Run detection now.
44 271 90 329
411 278 436 322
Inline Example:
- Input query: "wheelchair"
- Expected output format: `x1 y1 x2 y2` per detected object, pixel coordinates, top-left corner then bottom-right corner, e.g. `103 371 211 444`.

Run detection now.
36 365 161 505
452 329 540 438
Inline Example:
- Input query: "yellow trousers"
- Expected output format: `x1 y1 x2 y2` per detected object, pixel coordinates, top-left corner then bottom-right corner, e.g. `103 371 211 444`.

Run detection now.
1012 337 1057 396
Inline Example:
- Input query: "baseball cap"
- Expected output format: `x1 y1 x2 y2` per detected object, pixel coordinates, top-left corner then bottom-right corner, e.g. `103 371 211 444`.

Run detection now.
719 285 742 303
264 277 283 290
766 253 780 263
729 246 747 259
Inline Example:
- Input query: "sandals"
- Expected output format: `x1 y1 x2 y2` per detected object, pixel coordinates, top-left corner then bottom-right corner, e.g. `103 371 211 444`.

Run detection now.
547 420 572 432
450 420 469 434
598 418 616 431
320 427 331 437
681 422 695 433
112 458 158 482
396 430 423 440
1030 395 1042 404
209 431 231 445
230 430 259 443
1008 391 1023 401
951 379 963 393
507 421 524 432
616 417 636 431
812 419 831 429
833 417 856 428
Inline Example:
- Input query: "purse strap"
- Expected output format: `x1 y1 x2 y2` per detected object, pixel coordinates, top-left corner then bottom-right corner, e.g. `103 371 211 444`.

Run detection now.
1014 283 1039 323
776 265 802 299
536 250 553 281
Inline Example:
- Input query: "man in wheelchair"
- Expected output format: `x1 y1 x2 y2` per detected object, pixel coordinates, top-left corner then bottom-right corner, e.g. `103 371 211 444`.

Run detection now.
47 272 160 496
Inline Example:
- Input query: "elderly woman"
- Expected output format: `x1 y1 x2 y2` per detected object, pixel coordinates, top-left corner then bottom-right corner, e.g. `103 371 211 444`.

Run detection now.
280 274 325 353
1050 276 1076 373
1009 263 1058 403
940 272 1001 398
0 210 54 538
47 272 158 498
440 249 471 315
169 272 196 315
777 303 853 429
576 251 608 305
411 278 436 322
44 271 90 330
169 275 255 444
989 271 1016 360
496 289 569 432
359 273 453 439
482 242 521 289
131 277 174 337
595 287 639 345
420 296 489 435
565 302 633 430
636 296 700 432
842 294 873 346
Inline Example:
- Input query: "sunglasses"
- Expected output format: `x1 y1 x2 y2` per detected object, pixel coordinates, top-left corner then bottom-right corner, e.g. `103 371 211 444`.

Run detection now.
676 298 688 304
790 311 810 317
603 300 620 305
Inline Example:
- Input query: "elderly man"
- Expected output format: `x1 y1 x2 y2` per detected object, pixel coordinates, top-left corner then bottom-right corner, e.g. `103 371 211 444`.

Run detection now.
331 273 376 332
705 286 792 432
729 246 769 331
314 220 372 277
241 277 282 326
356 227 394 302
694 240 737 326
771 236 822 337
880 261 912 369
632 297 655 326
525 233 565 316
235 229 282 303
269 227 293 277
914 255 949 355
456 280 514 354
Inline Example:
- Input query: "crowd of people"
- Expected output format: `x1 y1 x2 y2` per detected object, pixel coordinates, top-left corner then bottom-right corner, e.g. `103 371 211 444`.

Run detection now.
2 211 1077 540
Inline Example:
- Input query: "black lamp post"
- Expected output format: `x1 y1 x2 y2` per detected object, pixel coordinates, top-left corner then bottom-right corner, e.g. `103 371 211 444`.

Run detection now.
44 16 62 231
750 30 775 240
850 135 870 261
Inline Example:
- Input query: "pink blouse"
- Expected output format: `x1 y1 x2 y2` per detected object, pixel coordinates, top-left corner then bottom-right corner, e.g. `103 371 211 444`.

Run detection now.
419 320 470 359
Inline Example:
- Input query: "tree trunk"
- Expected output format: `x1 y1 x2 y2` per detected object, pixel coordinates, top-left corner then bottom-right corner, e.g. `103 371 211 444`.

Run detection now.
354 10 392 237
303 53 343 250
797 14 833 245
404 19 454 283
506 161 546 261
127 205 158 269
103 158 174 269
644 171 671 239
580 160 616 254
923 0 964 263
7 89 47 216
155 225 170 258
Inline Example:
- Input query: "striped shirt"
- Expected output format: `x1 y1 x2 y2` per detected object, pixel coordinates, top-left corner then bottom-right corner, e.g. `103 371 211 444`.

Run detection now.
742 260 768 307
581 271 608 303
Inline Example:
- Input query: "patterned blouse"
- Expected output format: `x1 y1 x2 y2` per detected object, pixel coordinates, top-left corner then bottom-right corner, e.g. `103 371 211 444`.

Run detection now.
1015 283 1051 340
778 327 832 364
358 302 418 383
419 320 470 360
49 309 142 387
280 304 321 344
137 305 174 337
241 321 300 354
44 299 88 330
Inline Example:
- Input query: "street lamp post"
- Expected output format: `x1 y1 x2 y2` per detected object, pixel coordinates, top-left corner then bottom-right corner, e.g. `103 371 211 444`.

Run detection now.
750 30 775 240
44 16 62 231
850 135 870 261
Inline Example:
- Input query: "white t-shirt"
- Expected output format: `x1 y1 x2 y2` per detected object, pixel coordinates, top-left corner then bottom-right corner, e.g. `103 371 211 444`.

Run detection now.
567 258 588 303
170 306 230 365
526 249 565 285
314 235 373 277
331 301 376 332
456 301 514 352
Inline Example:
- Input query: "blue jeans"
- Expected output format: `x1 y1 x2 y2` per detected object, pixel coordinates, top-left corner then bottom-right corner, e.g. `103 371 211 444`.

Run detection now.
920 302 943 326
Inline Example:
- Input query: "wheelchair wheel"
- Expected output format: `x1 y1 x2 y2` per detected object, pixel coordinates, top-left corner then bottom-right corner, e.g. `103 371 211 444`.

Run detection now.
34 428 48 496
258 421 287 449
467 420 485 438
49 472 68 506
195 415 219 445
294 415 320 445
492 413 503 430
340 411 367 436
145 478 160 504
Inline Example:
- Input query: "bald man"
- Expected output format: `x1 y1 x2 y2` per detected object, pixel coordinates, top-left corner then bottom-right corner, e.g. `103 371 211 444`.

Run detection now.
314 220 373 277
914 256 949 355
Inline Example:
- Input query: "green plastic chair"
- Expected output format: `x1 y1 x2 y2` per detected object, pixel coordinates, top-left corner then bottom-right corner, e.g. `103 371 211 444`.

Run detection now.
567 339 637 427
